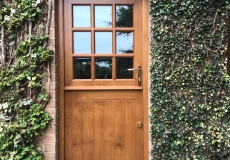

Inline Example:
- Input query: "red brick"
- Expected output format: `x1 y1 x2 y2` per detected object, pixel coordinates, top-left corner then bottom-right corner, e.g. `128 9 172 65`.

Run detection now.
47 45 55 51
50 119 57 126
49 91 57 99
44 143 56 152
43 152 56 160
51 55 58 64
41 134 56 143
49 28 55 37
50 82 57 90
49 37 55 46
50 20 55 29
51 64 57 73
45 125 56 134
51 11 55 21
46 99 56 108
50 73 57 82
45 108 56 117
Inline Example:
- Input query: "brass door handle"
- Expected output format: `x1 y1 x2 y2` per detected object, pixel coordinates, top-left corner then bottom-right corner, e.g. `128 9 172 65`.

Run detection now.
127 65 141 86
137 122 143 128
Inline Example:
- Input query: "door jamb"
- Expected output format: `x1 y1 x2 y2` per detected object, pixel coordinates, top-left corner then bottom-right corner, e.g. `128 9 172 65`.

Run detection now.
58 0 65 159
142 1 149 160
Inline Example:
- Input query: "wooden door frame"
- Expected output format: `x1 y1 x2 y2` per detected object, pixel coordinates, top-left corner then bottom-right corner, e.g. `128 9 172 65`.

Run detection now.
57 0 149 159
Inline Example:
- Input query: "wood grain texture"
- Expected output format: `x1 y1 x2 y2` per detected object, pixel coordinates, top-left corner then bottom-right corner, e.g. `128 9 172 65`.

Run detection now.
103 100 115 160
72 100 83 159
142 1 150 160
57 0 65 159
64 91 143 160
83 101 94 160
125 100 135 160
114 100 125 160
93 100 104 160
59 0 149 159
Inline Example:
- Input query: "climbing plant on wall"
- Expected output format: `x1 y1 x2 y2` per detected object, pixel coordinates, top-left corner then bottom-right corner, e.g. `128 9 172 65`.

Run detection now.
150 0 230 159
0 0 53 159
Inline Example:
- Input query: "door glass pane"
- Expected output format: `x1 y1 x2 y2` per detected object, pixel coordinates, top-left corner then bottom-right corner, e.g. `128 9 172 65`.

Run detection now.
95 58 112 79
95 6 112 28
73 6 91 27
116 32 133 54
95 32 112 54
74 58 91 79
117 58 133 79
73 32 91 54
116 5 133 27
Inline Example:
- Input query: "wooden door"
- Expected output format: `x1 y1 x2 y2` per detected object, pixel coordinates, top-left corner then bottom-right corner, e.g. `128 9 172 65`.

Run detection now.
58 0 149 159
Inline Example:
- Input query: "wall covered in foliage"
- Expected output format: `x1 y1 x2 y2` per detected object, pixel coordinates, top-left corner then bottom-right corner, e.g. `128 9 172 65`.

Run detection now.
150 0 230 159
0 0 53 159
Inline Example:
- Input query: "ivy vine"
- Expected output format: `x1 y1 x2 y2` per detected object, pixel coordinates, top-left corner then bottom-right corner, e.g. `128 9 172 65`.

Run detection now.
0 0 53 159
150 0 230 159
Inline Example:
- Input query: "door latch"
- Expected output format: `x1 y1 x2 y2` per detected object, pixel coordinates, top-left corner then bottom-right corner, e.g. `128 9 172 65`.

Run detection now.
127 65 141 86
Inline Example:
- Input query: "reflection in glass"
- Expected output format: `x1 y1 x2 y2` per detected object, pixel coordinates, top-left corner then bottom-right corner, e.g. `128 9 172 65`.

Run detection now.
116 5 133 27
74 58 91 79
73 32 91 54
95 6 112 28
117 58 133 79
73 6 91 27
116 32 133 54
95 58 112 79
95 32 112 54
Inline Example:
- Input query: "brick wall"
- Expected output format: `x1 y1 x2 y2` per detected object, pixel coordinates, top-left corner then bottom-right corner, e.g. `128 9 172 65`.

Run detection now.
37 0 58 159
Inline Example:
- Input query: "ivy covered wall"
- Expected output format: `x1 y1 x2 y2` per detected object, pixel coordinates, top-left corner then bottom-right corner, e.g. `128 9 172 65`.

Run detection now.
0 0 53 159
149 0 230 159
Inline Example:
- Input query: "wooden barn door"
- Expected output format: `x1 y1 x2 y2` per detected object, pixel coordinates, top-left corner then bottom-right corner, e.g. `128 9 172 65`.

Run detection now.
58 0 149 159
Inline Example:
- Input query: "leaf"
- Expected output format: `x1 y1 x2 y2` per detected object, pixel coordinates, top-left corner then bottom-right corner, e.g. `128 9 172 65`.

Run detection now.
9 41 15 46
38 24 44 28
212 139 216 145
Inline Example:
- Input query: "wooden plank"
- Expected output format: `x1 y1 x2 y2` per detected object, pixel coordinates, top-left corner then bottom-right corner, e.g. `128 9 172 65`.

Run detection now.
94 100 104 160
103 100 115 160
114 101 125 160
125 100 135 160
64 0 73 86
58 0 65 158
142 0 150 160
71 100 83 159
83 100 94 160
65 86 143 91
67 0 137 4
135 97 144 160
64 94 72 160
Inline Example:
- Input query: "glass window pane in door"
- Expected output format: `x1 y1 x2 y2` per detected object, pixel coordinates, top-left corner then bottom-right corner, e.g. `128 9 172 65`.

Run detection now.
116 58 133 79
95 6 112 28
73 32 91 54
116 32 133 54
73 6 91 27
116 5 133 27
95 32 112 54
74 58 91 79
95 58 112 79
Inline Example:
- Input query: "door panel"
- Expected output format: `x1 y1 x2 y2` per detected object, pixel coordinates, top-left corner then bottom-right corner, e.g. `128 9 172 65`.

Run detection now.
61 0 147 159
65 91 143 160
64 0 143 88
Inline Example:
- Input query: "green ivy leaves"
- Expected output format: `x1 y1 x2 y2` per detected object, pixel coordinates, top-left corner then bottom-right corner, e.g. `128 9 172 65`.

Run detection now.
150 0 230 159
0 0 52 159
